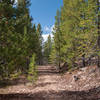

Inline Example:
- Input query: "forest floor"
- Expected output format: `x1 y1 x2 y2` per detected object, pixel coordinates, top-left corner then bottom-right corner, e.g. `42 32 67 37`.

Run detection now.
0 65 100 100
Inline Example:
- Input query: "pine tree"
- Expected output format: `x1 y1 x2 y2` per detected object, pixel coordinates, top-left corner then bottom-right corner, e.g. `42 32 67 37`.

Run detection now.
49 43 57 65
53 9 63 69
36 23 43 65
0 0 17 78
50 0 97 70
28 54 37 82
59 0 81 68
0 0 37 79
44 35 52 63
78 0 97 67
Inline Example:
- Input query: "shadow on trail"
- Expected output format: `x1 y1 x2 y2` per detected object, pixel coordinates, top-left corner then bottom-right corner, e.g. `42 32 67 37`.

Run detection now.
0 77 28 88
38 70 59 76
0 66 58 88
37 66 59 76
0 86 100 100
35 82 57 88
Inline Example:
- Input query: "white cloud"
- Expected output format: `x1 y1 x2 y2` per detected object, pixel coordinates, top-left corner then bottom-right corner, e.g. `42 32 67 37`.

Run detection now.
44 25 55 34
50 33 53 39
44 26 50 32
13 0 17 5
51 25 55 32
15 0 17 3
42 34 49 42
42 25 54 42
42 33 53 42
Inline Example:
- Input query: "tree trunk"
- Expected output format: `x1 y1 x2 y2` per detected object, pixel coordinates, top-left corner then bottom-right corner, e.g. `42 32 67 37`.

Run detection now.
58 60 61 70
97 55 100 67
82 54 85 67
97 0 100 67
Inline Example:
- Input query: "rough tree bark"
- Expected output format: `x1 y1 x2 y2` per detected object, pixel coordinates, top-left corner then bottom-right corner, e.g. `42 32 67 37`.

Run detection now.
97 0 100 67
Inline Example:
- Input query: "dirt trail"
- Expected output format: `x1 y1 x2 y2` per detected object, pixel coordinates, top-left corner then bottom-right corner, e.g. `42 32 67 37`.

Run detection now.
3 66 65 94
0 65 100 100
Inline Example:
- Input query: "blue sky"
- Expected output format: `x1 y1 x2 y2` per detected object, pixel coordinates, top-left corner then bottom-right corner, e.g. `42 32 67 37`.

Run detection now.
30 0 63 35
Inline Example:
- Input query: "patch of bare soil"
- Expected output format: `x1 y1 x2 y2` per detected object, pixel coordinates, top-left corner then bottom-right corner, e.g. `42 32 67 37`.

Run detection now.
0 65 100 100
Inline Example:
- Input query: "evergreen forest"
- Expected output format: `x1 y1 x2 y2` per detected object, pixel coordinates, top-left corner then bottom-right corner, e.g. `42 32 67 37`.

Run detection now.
0 0 100 99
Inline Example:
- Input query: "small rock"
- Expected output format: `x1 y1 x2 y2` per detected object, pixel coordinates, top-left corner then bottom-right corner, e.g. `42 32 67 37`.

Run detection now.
73 76 80 81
